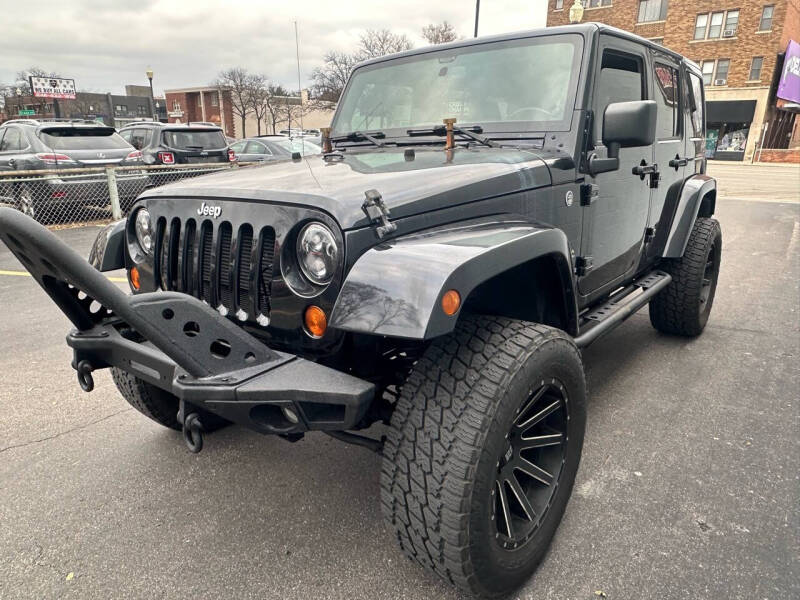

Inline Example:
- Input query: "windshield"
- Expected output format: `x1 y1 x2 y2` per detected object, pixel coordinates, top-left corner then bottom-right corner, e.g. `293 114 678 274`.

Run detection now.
332 33 583 137
39 128 131 150
162 129 227 150
272 138 322 155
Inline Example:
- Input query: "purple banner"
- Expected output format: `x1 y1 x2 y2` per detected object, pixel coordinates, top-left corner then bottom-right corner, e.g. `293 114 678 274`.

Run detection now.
777 40 800 104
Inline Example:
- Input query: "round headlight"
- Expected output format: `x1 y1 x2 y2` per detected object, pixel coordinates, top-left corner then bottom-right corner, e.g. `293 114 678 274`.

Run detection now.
134 208 153 255
296 222 338 285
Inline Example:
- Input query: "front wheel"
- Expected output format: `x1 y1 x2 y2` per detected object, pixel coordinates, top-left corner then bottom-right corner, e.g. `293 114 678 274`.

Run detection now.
381 315 586 597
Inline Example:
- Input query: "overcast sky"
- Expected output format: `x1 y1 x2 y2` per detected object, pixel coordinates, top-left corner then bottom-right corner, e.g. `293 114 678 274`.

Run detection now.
0 0 548 96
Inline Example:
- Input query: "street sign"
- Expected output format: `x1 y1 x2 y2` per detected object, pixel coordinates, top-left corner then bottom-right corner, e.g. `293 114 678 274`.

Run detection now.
29 76 76 99
18 109 35 116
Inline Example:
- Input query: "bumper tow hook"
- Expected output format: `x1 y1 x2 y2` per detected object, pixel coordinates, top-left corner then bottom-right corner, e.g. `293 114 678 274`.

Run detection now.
182 413 204 453
76 360 95 392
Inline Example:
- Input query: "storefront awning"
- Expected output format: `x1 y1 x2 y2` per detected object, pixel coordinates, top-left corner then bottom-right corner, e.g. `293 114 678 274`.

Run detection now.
707 100 757 124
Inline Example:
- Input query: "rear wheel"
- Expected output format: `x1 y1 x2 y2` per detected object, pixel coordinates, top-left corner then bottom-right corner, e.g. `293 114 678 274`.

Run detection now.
381 315 586 597
15 184 38 220
650 217 722 336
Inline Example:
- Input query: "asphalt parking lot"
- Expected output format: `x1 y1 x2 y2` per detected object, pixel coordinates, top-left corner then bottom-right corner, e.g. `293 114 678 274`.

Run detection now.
0 162 798 600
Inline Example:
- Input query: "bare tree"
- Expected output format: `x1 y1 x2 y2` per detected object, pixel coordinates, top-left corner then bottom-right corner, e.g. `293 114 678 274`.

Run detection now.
265 83 290 134
358 29 413 59
246 73 270 136
421 21 459 44
213 67 253 138
310 51 359 104
310 29 412 104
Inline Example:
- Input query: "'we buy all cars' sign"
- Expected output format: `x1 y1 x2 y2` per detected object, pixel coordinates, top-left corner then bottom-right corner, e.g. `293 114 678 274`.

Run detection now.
29 76 77 99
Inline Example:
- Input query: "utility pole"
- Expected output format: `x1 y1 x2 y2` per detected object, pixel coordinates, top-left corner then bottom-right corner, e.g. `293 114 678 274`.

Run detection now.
474 0 480 38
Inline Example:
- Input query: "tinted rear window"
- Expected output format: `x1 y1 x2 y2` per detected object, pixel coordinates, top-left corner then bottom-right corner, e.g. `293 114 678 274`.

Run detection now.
38 128 132 150
162 130 226 150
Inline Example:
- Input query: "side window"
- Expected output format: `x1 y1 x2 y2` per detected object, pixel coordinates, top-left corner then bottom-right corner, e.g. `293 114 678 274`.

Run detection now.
230 141 246 153
130 129 148 150
246 141 271 155
594 49 645 141
653 62 680 138
119 130 133 143
0 128 23 151
688 73 704 139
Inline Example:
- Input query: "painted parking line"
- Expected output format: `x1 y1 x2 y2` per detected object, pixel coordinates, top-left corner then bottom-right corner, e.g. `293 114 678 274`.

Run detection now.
0 269 127 283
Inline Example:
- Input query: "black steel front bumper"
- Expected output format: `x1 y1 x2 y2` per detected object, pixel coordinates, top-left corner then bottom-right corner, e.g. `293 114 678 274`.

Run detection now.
0 207 374 438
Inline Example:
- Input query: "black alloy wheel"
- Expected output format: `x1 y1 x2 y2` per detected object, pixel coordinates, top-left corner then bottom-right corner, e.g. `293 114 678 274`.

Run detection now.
493 379 568 549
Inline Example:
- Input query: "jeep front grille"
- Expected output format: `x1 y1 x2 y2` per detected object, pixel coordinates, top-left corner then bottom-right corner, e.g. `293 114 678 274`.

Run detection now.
153 217 275 320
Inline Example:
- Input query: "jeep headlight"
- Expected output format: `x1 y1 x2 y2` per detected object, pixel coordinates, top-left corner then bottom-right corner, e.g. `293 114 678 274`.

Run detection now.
134 208 153 255
296 222 338 285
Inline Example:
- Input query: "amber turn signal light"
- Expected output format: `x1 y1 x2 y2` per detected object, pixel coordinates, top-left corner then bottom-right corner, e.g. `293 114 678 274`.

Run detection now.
304 305 327 337
441 289 461 316
129 266 140 290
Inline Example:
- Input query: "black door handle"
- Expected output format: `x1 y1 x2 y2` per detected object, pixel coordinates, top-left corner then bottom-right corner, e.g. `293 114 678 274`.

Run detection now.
632 162 658 177
668 155 688 169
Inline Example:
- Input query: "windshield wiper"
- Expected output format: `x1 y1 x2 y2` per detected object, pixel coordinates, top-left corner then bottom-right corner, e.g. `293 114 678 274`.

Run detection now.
406 125 501 148
331 130 387 148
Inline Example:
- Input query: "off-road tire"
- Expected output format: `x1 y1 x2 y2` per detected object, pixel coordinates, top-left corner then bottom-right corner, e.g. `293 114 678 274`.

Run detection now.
650 217 722 336
111 367 181 430
381 315 586 598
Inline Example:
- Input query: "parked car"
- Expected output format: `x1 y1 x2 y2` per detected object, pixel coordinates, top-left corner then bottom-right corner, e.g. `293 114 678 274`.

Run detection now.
118 122 234 166
0 23 721 598
0 119 145 219
230 137 322 163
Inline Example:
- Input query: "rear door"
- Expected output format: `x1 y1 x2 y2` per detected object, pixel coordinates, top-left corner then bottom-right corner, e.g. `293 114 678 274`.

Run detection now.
648 52 686 244
160 128 228 164
37 127 133 171
579 37 653 297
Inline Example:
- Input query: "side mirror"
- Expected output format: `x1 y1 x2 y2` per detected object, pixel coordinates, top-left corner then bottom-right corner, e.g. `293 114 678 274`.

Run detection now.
589 100 657 176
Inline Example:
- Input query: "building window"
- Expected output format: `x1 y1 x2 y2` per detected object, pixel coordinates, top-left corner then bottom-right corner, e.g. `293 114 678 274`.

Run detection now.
759 5 774 31
582 0 612 7
638 0 668 23
137 105 148 116
724 10 739 36
115 104 127 114
555 0 563 9
749 56 764 80
701 60 714 85
694 14 708 39
210 94 219 107
715 59 730 83
649 37 664 45
694 10 738 40
172 100 181 111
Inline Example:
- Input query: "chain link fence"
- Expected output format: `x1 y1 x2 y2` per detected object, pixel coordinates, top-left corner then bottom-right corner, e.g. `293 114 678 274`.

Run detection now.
0 164 244 227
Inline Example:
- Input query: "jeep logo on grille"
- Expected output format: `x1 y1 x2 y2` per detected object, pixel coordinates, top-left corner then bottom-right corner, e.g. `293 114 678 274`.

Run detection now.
197 202 222 218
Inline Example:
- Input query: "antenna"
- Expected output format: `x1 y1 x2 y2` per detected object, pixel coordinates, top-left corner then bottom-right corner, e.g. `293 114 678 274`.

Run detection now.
294 20 305 151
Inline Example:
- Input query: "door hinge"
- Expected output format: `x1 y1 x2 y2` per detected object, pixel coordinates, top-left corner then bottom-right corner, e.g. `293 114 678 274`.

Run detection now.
580 183 599 206
575 256 594 276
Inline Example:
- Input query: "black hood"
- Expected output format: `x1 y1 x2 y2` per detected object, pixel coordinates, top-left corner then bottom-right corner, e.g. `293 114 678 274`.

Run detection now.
139 146 554 230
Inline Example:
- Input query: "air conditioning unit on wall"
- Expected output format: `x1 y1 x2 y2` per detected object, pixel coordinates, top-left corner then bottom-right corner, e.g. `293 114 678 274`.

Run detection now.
722 29 736 37
714 78 727 86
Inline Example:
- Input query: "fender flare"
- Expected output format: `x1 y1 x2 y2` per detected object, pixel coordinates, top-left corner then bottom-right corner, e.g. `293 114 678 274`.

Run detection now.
88 219 126 272
663 174 716 258
330 216 578 340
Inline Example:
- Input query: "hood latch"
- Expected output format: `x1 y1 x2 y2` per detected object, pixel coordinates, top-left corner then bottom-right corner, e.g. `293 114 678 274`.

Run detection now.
362 189 396 239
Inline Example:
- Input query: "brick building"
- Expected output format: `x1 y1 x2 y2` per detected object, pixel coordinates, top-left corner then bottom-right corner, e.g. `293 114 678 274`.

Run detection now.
548 0 800 161
163 87 235 137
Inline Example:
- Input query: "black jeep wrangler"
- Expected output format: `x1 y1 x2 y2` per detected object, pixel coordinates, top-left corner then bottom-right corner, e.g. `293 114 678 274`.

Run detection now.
0 24 721 598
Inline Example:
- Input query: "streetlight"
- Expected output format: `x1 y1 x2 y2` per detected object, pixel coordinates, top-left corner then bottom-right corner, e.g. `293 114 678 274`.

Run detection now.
569 0 585 23
146 68 156 121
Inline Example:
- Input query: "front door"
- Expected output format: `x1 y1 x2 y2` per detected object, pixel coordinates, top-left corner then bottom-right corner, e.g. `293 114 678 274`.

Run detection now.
579 38 653 297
